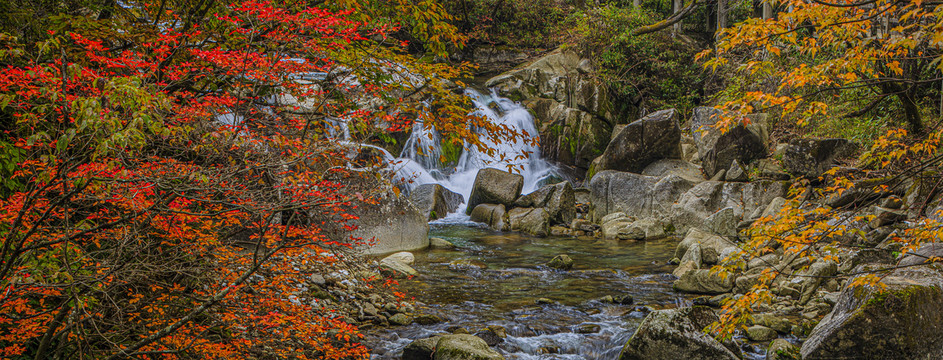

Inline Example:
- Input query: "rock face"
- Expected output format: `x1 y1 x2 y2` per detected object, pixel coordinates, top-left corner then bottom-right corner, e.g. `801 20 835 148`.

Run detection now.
466 169 524 214
800 265 943 360
513 182 576 225
691 107 768 178
410 184 464 221
486 49 618 170
670 180 789 232
782 138 856 178
590 170 695 222
350 194 430 255
595 109 683 174
618 306 741 360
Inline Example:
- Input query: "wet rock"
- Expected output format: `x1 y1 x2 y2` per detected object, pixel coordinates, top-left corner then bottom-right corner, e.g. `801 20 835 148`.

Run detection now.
414 314 444 325
389 313 411 326
487 49 615 170
673 269 735 294
618 306 741 360
404 334 505 360
514 181 576 226
547 254 575 270
507 207 551 237
691 107 768 178
745 325 777 342
469 204 507 231
466 168 524 214
383 251 415 265
781 138 856 179
571 218 598 232
767 338 800 360
474 326 507 347
449 259 488 270
595 109 682 174
379 257 418 278
576 324 602 334
410 183 464 220
801 265 943 359
402 336 440 360
430 237 456 249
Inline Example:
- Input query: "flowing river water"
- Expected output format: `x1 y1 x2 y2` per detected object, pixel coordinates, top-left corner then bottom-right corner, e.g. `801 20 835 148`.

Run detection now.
365 221 691 359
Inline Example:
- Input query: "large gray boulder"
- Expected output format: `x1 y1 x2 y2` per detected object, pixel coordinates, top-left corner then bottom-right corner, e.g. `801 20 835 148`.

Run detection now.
782 138 857 179
595 109 682 175
670 180 789 233
507 207 551 237
410 183 464 221
435 334 505 360
691 107 768 178
466 169 524 214
801 265 943 359
590 170 695 222
513 182 575 226
403 334 505 360
350 195 430 255
618 306 741 360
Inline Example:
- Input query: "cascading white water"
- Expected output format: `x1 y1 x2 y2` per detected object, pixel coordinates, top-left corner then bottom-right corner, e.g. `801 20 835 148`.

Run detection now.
320 89 557 217
397 89 558 214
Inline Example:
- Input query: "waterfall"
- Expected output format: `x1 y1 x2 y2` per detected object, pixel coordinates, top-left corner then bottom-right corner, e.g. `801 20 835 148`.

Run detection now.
398 89 558 214
316 89 557 217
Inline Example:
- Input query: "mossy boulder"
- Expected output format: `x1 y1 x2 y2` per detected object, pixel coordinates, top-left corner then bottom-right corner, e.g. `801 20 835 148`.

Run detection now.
618 306 741 360
801 264 943 359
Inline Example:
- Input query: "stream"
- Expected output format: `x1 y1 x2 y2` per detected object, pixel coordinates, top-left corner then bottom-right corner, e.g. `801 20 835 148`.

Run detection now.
365 220 691 359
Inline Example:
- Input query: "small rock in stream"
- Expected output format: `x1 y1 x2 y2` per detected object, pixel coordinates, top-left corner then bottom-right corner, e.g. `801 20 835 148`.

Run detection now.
547 254 574 270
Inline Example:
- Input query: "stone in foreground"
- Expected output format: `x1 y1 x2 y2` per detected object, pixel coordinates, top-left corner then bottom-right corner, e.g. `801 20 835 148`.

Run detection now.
800 264 943 360
618 306 741 360
402 334 505 360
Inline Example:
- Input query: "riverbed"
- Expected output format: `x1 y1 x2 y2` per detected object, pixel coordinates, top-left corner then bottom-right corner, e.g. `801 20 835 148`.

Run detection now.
366 221 695 359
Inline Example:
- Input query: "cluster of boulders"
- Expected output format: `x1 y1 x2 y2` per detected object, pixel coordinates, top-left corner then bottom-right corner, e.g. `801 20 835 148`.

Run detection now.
466 168 579 238
589 107 943 359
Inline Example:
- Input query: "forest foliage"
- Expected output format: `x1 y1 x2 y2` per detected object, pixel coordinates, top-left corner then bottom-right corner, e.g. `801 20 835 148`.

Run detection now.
0 0 524 358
